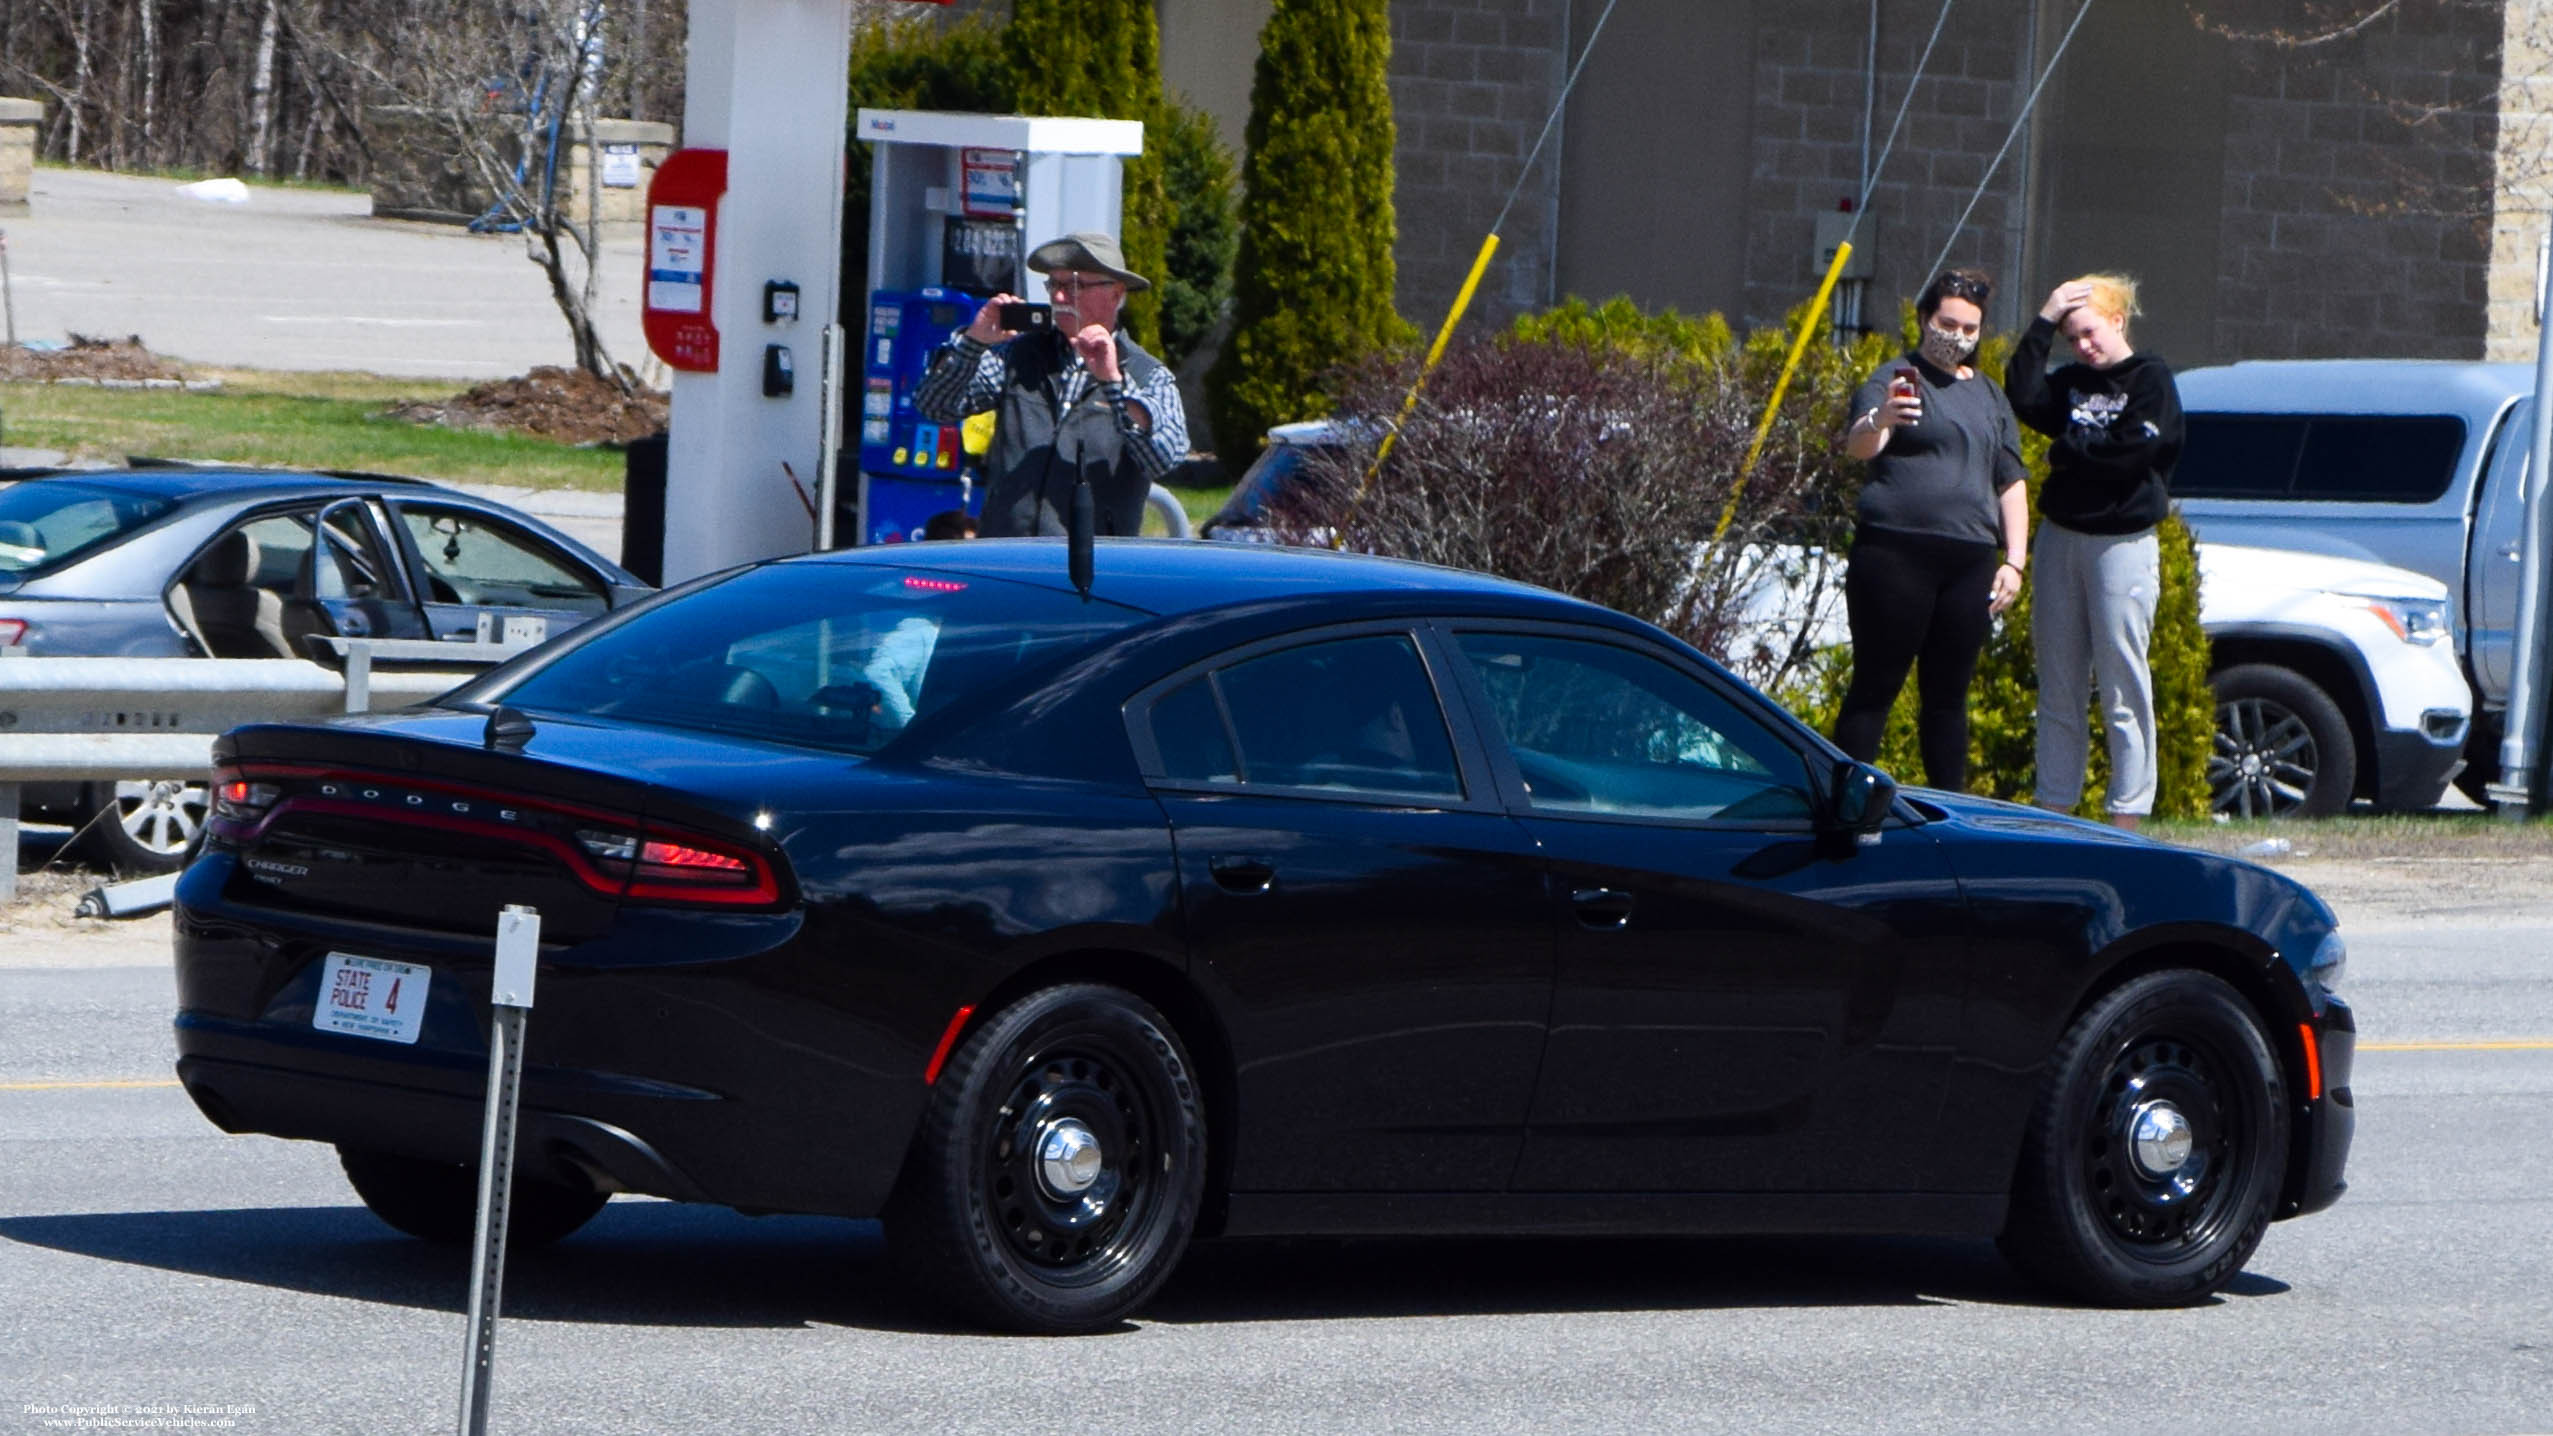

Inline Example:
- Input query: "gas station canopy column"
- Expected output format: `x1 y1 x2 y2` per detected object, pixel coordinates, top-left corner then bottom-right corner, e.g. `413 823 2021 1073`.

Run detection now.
655 0 857 586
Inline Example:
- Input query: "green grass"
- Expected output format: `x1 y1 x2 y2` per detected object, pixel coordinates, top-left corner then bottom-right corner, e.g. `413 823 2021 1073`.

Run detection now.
1 369 631 492
2152 812 2553 860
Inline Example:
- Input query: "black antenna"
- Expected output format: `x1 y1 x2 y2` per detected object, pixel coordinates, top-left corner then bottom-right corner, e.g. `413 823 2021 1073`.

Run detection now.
484 705 536 751
1068 476 1095 599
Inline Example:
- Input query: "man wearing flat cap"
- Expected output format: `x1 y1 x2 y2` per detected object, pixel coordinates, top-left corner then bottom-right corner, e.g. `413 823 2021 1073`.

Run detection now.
914 231 1189 538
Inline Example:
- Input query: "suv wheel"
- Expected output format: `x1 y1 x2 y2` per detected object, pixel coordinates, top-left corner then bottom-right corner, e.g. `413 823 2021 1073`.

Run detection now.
2208 664 2356 819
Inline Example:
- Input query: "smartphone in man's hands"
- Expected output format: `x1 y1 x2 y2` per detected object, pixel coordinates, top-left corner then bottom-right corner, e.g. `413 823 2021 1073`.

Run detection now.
998 302 1053 334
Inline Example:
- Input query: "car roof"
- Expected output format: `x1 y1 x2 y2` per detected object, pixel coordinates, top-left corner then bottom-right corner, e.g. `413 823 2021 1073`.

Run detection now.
2176 359 2532 418
0 464 437 503
802 537 1599 620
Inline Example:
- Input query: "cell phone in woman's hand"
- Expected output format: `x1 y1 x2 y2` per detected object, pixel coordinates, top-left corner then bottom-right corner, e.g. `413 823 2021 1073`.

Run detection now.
1891 366 1922 424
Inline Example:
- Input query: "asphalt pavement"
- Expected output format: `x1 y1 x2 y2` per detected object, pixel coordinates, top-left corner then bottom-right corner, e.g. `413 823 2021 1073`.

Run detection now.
0 167 648 381
1 863 2548 1435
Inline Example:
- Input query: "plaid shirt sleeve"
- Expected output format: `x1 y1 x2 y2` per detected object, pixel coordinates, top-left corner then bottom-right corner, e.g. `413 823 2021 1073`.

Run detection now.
912 336 1007 424
1105 360 1189 482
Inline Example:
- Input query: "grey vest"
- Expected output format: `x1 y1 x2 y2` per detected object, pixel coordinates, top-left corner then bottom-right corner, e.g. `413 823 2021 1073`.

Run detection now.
978 330 1166 539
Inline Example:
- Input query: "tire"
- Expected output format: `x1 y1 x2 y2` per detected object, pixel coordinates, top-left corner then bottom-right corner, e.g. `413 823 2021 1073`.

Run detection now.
1999 970 2290 1307
336 1147 607 1247
2208 664 2356 819
75 778 209 874
885 983 1207 1334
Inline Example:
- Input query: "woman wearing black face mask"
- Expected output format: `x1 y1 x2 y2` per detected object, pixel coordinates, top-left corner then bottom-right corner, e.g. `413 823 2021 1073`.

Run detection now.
1830 268 2030 792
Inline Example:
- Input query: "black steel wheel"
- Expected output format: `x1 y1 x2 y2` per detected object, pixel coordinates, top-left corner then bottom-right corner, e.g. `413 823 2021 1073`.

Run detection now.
2209 664 2356 819
2000 970 2289 1306
335 1146 607 1247
887 984 1206 1334
75 778 209 874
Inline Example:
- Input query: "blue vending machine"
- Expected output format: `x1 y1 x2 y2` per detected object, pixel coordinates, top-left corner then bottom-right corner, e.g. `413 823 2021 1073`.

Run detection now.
856 287 981 545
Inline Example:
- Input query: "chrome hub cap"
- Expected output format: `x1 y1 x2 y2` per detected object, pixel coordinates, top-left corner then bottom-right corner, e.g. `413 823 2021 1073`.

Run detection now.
1036 1118 1105 1198
2128 1099 2195 1178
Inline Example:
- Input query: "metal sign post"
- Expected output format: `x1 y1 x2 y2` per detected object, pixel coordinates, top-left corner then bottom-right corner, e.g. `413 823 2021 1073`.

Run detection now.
2492 229 2553 818
457 905 541 1436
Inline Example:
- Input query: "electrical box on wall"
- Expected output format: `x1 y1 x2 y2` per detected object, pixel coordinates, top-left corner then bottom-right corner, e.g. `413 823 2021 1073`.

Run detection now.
1813 211 1876 279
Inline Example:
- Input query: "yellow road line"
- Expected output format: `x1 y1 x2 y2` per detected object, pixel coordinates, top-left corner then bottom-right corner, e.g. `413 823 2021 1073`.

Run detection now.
0 1078 182 1091
2359 1040 2553 1052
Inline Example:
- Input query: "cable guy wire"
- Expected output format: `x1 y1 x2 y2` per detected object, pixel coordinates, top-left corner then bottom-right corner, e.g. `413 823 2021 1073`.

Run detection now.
1924 0 2099 283
1845 0 1957 253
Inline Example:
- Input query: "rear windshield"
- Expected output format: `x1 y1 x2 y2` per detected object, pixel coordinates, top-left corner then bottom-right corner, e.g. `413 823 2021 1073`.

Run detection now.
0 480 179 574
480 562 1153 755
2176 414 2465 502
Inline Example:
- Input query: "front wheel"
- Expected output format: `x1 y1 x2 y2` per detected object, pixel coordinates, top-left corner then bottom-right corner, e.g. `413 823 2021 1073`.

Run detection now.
2209 664 2356 818
886 984 1207 1334
336 1147 607 1247
2000 970 2290 1306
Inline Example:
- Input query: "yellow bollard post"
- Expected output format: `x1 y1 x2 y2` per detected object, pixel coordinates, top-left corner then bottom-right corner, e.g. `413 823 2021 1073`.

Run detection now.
1712 239 1855 548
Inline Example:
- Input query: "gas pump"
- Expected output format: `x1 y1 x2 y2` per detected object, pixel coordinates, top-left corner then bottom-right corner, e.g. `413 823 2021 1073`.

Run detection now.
843 109 1143 546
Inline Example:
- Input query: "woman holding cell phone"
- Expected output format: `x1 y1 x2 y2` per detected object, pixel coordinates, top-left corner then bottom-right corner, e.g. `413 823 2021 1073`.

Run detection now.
1831 268 2031 793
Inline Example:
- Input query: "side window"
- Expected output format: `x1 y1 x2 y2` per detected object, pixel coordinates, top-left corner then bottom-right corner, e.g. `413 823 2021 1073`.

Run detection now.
397 504 608 614
1150 675 1241 783
1453 632 1814 823
311 501 397 600
2174 415 2305 498
1147 633 1463 799
2290 416 2465 502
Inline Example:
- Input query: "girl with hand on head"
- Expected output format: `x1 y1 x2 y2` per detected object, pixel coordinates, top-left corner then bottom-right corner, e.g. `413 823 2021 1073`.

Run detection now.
2002 273 2185 830
1831 268 2031 793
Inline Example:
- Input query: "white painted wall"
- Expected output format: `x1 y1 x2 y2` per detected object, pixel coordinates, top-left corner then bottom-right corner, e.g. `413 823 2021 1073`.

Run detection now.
662 0 856 583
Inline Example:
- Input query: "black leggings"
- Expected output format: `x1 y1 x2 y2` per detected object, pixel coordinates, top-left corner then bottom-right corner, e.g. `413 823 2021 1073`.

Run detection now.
1832 526 2000 791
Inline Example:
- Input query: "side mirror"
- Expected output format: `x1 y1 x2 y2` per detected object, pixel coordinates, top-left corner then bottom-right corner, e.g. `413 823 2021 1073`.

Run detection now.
1829 760 1898 837
607 583 655 610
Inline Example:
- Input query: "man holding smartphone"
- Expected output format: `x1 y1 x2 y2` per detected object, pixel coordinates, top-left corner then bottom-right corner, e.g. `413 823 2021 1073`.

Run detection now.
914 231 1189 538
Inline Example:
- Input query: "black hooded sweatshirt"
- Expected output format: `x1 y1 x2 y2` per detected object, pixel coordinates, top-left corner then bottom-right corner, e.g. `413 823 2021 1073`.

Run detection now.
2003 316 2184 536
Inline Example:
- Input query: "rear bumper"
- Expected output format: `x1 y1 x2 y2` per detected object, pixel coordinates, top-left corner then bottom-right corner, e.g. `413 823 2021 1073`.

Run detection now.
176 1035 713 1203
2285 995 2355 1219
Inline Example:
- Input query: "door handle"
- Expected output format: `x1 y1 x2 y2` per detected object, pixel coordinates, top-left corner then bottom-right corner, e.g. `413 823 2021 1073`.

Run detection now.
1209 855 1275 894
1571 887 1635 929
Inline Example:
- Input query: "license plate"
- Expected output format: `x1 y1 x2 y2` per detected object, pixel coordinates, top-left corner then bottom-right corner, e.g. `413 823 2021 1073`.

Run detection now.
314 953 431 1044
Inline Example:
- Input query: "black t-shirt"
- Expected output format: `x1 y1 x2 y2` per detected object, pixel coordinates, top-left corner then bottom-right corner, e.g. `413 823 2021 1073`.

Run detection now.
1849 353 2026 547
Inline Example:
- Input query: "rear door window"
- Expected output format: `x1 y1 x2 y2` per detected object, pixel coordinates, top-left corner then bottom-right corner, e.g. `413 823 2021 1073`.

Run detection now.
1142 632 1465 801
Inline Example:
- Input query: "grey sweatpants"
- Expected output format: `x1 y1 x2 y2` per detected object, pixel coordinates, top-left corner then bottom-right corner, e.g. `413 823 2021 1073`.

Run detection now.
2032 523 2160 816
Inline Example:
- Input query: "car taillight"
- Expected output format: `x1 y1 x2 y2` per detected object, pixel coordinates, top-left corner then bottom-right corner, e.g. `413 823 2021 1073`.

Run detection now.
206 765 286 841
573 826 777 905
0 617 26 646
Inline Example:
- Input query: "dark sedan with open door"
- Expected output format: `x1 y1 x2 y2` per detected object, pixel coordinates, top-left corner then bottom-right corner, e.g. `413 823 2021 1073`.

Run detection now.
172 539 2353 1333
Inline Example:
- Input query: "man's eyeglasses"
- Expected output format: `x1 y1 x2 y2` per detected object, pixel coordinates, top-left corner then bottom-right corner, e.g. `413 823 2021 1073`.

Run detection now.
1047 276 1120 296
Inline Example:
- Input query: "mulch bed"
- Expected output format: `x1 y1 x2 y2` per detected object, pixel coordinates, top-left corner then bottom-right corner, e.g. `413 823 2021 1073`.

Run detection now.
0 334 195 383
389 365 668 447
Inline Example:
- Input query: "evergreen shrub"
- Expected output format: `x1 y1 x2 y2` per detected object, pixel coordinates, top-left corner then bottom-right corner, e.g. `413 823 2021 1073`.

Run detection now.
1206 0 1411 469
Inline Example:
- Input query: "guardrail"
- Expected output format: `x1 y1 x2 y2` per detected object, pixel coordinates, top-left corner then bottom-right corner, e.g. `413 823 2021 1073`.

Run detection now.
0 638 536 903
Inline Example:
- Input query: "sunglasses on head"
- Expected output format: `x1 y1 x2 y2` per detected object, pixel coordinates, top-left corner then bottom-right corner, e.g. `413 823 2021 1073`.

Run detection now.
1936 273 1991 302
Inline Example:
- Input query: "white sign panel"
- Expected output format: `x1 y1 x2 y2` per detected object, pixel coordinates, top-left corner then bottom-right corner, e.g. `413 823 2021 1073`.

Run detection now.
601 142 643 188
648 205 709 313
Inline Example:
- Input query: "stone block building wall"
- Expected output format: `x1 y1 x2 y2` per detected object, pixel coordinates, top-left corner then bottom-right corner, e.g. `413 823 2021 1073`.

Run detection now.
1387 0 1566 329
2488 9 2550 362
1740 5 2035 337
2208 0 2502 360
